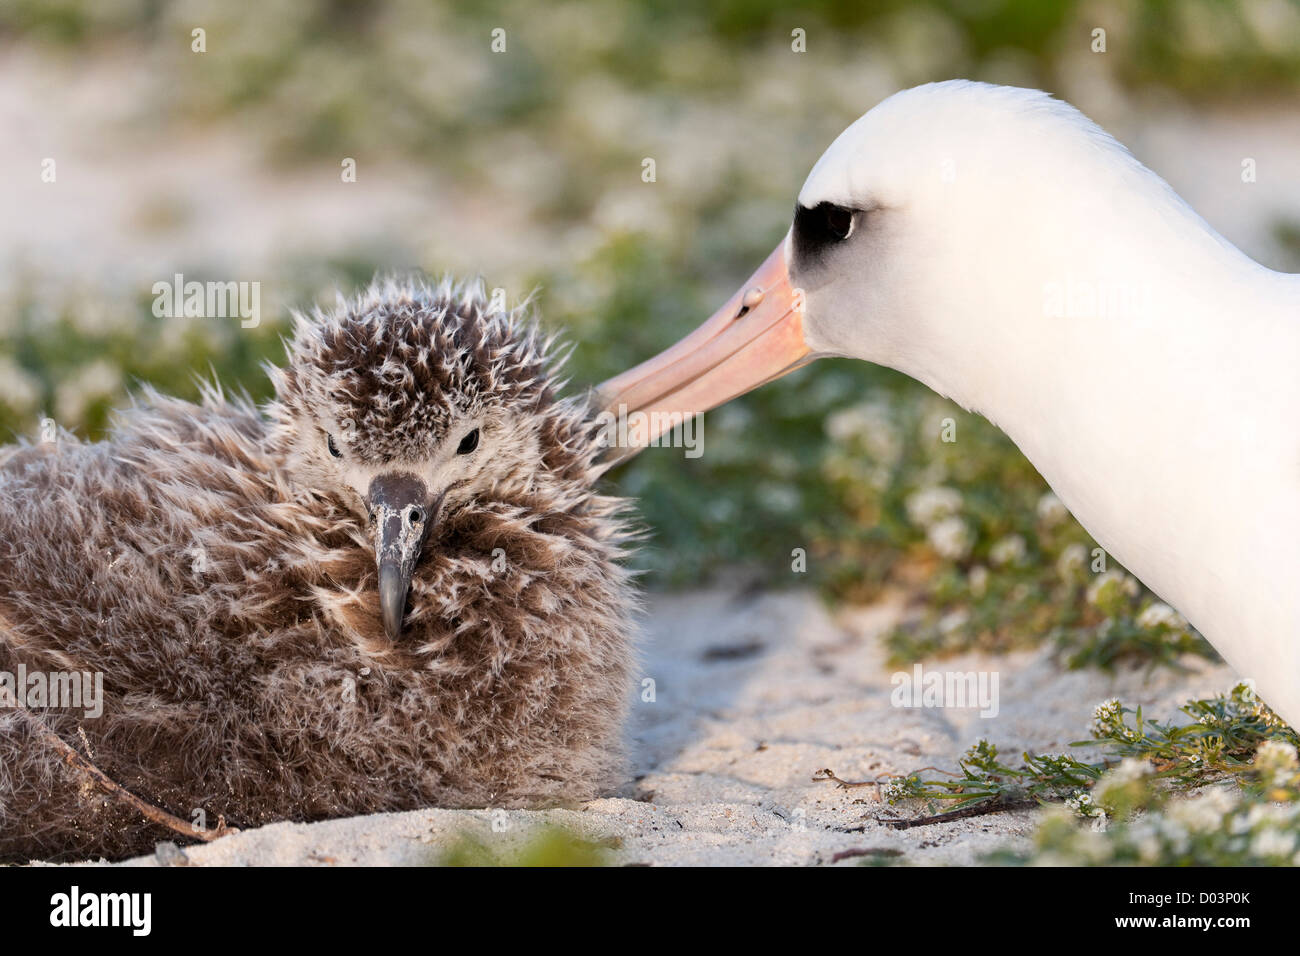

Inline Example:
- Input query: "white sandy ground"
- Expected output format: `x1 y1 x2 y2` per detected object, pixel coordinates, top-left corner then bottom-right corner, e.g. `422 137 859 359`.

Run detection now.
41 587 1232 867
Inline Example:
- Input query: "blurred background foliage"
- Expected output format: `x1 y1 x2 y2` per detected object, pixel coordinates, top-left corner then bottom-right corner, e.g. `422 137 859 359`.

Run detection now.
1 0 1296 663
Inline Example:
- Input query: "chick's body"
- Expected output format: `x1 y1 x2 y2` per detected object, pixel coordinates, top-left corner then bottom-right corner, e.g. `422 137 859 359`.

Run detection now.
0 280 636 861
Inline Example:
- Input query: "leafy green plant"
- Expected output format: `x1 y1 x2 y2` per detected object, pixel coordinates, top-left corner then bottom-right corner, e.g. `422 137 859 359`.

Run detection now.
882 682 1300 865
435 825 612 867
885 682 1296 810
992 734 1300 866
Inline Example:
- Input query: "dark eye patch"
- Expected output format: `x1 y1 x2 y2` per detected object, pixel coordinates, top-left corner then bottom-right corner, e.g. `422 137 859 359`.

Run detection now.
791 201 857 267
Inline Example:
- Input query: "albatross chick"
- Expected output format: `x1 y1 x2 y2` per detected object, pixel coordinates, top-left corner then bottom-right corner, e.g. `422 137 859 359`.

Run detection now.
0 278 637 861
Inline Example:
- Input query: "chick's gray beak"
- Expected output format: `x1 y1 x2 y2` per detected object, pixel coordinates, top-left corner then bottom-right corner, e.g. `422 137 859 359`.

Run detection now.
367 472 435 640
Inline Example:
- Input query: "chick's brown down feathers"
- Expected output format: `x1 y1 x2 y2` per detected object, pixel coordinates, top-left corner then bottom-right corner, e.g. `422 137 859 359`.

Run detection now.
0 279 638 861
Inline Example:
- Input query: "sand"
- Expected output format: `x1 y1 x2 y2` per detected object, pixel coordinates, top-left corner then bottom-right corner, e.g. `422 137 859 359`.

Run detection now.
72 587 1230 867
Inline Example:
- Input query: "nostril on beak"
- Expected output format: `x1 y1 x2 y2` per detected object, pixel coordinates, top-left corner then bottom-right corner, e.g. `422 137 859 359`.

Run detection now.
734 286 765 320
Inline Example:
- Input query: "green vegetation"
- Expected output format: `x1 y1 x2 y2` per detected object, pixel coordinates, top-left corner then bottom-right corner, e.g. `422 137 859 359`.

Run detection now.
7 1 1299 127
436 825 612 866
882 682 1300 865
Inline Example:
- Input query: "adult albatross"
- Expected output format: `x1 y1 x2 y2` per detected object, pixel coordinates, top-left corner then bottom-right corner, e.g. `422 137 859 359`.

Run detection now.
600 80 1300 728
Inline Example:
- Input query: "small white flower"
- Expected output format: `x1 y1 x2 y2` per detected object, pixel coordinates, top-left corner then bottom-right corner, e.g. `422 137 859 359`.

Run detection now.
1167 788 1236 833
1093 762 1150 809
1242 803 1285 830
1036 492 1069 526
54 359 122 425
1065 791 1104 819
1086 570 1139 607
1250 829 1297 859
1096 757 1152 793
1253 740 1299 787
904 486 963 529
1136 602 1188 630
1133 829 1163 863
0 356 41 414
926 516 973 560
1156 816 1190 855
989 534 1027 567
880 779 910 801
1091 698 1123 736
1056 543 1088 579
825 401 900 463
968 565 989 598
1093 698 1121 722
1254 739 1299 769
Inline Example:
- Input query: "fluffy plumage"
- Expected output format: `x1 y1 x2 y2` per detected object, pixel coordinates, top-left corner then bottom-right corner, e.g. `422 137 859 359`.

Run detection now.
0 278 638 862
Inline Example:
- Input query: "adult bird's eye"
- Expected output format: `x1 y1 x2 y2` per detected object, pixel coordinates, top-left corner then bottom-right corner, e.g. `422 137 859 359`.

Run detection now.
823 203 854 240
327 434 342 459
456 428 480 455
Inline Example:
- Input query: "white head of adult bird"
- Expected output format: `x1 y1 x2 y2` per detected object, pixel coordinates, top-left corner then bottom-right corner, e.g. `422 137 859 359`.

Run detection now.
600 80 1300 728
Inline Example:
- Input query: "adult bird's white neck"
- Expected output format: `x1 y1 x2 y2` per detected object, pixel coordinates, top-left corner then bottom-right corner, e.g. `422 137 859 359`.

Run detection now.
821 136 1300 716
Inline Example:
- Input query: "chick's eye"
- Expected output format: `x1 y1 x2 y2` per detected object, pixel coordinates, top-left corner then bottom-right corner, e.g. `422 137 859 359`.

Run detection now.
326 434 342 459
456 428 480 455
